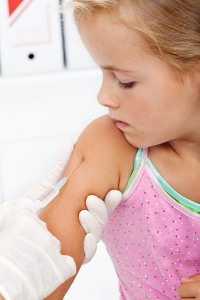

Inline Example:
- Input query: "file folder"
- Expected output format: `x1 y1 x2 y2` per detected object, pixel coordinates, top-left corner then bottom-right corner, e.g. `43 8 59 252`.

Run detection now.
0 0 64 76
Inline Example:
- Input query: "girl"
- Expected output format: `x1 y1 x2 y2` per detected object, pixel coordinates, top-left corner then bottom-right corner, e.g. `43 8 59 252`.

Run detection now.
2 1 199 299
58 0 200 299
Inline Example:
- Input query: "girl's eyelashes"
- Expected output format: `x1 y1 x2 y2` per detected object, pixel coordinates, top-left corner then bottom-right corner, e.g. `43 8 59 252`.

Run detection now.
117 81 136 90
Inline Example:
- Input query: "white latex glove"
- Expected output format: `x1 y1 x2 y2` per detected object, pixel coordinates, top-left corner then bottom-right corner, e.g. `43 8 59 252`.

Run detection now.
80 190 123 264
0 198 76 300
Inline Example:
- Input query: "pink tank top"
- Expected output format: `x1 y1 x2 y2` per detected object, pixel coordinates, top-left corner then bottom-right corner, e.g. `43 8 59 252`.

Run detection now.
102 148 200 299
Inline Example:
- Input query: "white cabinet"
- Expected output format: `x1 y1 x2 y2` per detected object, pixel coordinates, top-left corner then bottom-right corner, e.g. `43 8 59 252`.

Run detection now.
0 0 64 76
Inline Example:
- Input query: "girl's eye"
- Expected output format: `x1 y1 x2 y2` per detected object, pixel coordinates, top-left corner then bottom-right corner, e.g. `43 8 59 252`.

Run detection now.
117 81 136 90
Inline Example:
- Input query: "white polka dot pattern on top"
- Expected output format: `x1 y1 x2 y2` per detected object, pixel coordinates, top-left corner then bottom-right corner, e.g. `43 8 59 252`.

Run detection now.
102 148 200 300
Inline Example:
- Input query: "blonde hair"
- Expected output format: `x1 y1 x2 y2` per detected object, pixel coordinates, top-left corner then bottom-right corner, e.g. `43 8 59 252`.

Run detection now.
70 0 200 72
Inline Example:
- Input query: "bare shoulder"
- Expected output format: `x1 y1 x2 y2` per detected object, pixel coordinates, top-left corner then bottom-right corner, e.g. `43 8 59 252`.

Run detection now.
76 114 128 148
71 114 137 193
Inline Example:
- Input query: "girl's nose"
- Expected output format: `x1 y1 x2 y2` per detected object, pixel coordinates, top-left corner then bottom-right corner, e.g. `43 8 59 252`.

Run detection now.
97 82 119 108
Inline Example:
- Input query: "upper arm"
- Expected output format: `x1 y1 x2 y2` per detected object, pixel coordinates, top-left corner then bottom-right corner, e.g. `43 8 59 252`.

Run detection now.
40 115 135 299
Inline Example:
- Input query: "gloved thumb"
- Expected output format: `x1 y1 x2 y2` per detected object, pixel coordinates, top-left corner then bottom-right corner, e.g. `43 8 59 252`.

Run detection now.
104 190 123 212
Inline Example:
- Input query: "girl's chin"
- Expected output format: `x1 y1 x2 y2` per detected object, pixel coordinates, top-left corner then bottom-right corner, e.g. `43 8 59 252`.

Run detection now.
123 132 150 149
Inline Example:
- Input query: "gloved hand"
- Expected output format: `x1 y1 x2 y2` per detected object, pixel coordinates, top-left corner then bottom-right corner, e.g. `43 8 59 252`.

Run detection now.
0 198 76 300
0 137 123 300
80 190 122 263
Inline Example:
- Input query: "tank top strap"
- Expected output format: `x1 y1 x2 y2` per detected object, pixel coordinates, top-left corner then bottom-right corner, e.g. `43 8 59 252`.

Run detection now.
141 147 148 164
122 148 148 197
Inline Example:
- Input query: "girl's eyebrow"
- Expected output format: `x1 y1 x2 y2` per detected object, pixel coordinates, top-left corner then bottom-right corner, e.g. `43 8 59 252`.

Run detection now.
100 65 135 73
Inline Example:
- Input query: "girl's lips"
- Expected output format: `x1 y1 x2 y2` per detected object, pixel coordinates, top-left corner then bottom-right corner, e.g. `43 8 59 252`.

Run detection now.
115 120 129 129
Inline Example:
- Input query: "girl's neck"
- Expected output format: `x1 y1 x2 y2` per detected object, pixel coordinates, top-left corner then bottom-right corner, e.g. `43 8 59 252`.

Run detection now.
167 140 200 166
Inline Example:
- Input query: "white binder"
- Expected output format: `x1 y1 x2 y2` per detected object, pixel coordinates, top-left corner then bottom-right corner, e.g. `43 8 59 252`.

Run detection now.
0 0 64 76
62 0 96 70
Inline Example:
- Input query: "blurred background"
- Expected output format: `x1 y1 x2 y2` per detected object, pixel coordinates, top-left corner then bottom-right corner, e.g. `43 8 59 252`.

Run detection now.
0 0 119 299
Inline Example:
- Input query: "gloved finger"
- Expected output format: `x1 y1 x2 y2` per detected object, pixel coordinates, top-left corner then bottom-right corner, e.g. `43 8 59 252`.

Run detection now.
83 233 97 264
79 210 102 242
85 190 123 227
0 199 34 231
64 255 77 278
104 190 123 213
86 195 108 226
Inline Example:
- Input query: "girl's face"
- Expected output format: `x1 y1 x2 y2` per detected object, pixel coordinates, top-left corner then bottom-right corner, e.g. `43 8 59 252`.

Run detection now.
79 12 200 148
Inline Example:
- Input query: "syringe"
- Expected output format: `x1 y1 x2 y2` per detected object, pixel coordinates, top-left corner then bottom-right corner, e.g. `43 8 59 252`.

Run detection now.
35 162 82 213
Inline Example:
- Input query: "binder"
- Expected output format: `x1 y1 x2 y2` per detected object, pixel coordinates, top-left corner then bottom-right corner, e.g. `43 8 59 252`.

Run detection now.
0 0 64 76
62 0 96 69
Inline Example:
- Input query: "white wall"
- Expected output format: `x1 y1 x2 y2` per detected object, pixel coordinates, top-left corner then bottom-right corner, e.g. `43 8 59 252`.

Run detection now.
0 69 103 201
